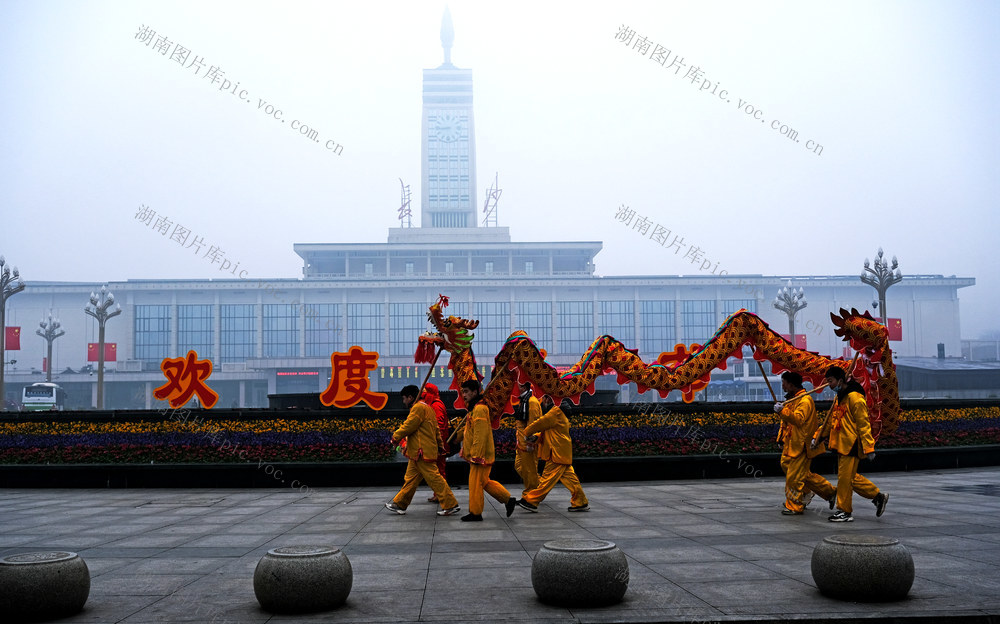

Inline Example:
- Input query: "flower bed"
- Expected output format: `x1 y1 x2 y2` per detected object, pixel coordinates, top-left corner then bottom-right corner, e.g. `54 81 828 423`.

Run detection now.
1 407 997 464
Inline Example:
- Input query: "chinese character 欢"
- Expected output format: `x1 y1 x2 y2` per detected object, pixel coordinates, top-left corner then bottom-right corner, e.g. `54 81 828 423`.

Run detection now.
153 350 219 409
320 346 389 410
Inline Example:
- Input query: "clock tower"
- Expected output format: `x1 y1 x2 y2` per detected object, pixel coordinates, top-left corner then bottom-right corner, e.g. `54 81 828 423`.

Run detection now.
420 7 478 228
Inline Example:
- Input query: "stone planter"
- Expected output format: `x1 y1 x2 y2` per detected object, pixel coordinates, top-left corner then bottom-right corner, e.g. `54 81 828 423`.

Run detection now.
0 551 91 619
811 534 914 601
253 546 352 613
532 539 629 606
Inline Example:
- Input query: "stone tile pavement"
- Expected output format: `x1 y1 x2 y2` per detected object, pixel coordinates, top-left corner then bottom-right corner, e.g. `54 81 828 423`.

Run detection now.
2 467 1000 623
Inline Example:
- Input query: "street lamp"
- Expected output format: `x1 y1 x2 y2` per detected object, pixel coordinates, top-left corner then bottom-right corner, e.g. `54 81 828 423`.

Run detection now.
84 285 121 409
36 311 65 383
773 280 807 341
1 256 26 411
861 248 902 325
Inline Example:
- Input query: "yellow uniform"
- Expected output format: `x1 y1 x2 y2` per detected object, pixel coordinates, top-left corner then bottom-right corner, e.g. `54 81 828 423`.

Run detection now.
514 395 542 495
815 389 880 513
390 400 457 510
460 402 512 515
778 389 835 512
522 405 588 508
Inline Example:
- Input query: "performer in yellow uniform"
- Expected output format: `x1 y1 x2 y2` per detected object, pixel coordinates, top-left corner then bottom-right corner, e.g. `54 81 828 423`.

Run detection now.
813 366 889 522
773 372 836 515
513 382 542 495
455 379 517 522
384 385 460 516
517 395 590 513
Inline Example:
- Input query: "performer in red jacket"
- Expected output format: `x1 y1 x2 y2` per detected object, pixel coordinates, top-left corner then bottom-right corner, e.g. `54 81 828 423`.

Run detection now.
422 383 452 503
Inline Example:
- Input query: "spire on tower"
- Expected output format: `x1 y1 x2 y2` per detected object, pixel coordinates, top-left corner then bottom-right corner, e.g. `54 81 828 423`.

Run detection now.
441 6 454 66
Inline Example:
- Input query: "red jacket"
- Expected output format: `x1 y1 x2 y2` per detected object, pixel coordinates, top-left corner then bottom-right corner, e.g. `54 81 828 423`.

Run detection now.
422 383 450 450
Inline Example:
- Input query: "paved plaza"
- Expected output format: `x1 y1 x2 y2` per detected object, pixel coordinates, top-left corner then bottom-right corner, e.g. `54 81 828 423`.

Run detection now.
2 466 1000 623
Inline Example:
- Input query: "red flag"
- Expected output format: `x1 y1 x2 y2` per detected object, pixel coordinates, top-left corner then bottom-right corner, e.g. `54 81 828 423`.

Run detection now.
42 357 47 372
780 334 808 350
4 327 20 350
887 318 902 342
88 343 117 361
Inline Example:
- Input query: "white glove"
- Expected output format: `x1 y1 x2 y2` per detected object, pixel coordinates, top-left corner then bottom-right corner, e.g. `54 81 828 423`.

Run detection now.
773 402 784 413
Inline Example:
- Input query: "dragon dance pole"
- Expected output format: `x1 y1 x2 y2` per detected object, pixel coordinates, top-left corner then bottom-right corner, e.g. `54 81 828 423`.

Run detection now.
757 361 778 402
415 345 443 400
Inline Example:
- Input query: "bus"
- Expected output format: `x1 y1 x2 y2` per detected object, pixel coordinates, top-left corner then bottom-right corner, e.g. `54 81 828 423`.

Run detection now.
21 383 66 411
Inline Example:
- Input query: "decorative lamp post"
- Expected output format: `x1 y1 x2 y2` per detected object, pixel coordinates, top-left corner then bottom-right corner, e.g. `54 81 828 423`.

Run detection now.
861 248 902 325
36 311 65 383
0 256 26 411
773 280 807 341
84 285 121 409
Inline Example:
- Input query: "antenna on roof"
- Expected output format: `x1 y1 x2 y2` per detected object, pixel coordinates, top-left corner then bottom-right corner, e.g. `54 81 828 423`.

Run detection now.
482 172 501 227
398 178 412 228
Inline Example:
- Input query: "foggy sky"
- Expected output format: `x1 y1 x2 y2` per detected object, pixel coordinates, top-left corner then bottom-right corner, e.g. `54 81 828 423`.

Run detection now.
1 0 997 337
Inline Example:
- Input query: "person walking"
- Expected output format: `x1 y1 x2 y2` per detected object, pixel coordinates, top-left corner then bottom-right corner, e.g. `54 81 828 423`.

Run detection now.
513 381 542 495
773 371 836 515
455 379 517 522
812 366 889 522
517 395 590 513
384 385 460 517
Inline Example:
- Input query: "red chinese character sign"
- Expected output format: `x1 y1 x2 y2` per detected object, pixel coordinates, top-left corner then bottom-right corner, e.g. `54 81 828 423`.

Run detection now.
320 346 388 410
153 350 219 409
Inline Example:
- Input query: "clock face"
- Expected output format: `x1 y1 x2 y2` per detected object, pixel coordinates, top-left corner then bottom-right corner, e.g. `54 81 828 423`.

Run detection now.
435 111 462 142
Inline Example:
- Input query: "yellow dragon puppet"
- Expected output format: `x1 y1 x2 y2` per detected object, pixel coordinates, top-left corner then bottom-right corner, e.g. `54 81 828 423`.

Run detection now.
415 294 900 440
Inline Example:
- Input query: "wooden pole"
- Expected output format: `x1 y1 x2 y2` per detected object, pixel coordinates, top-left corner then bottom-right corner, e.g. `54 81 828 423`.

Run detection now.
756 360 778 401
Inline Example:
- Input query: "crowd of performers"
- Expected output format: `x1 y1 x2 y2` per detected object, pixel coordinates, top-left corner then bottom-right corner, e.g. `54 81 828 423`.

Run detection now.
777 366 889 522
385 364 888 523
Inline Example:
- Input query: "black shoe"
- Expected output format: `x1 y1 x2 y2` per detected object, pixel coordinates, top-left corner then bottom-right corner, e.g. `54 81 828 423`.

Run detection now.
781 507 802 516
460 513 483 522
828 496 836 510
874 492 889 517
567 504 590 512
517 498 538 513
505 497 517 518
828 511 854 522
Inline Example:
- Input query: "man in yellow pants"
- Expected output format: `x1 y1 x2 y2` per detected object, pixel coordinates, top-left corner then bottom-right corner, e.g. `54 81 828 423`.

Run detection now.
812 365 889 522
514 382 542 495
456 379 517 522
773 371 836 515
385 385 460 517
517 395 589 513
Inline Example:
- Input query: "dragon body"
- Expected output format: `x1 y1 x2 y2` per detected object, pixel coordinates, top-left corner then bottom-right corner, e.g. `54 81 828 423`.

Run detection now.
417 295 899 440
